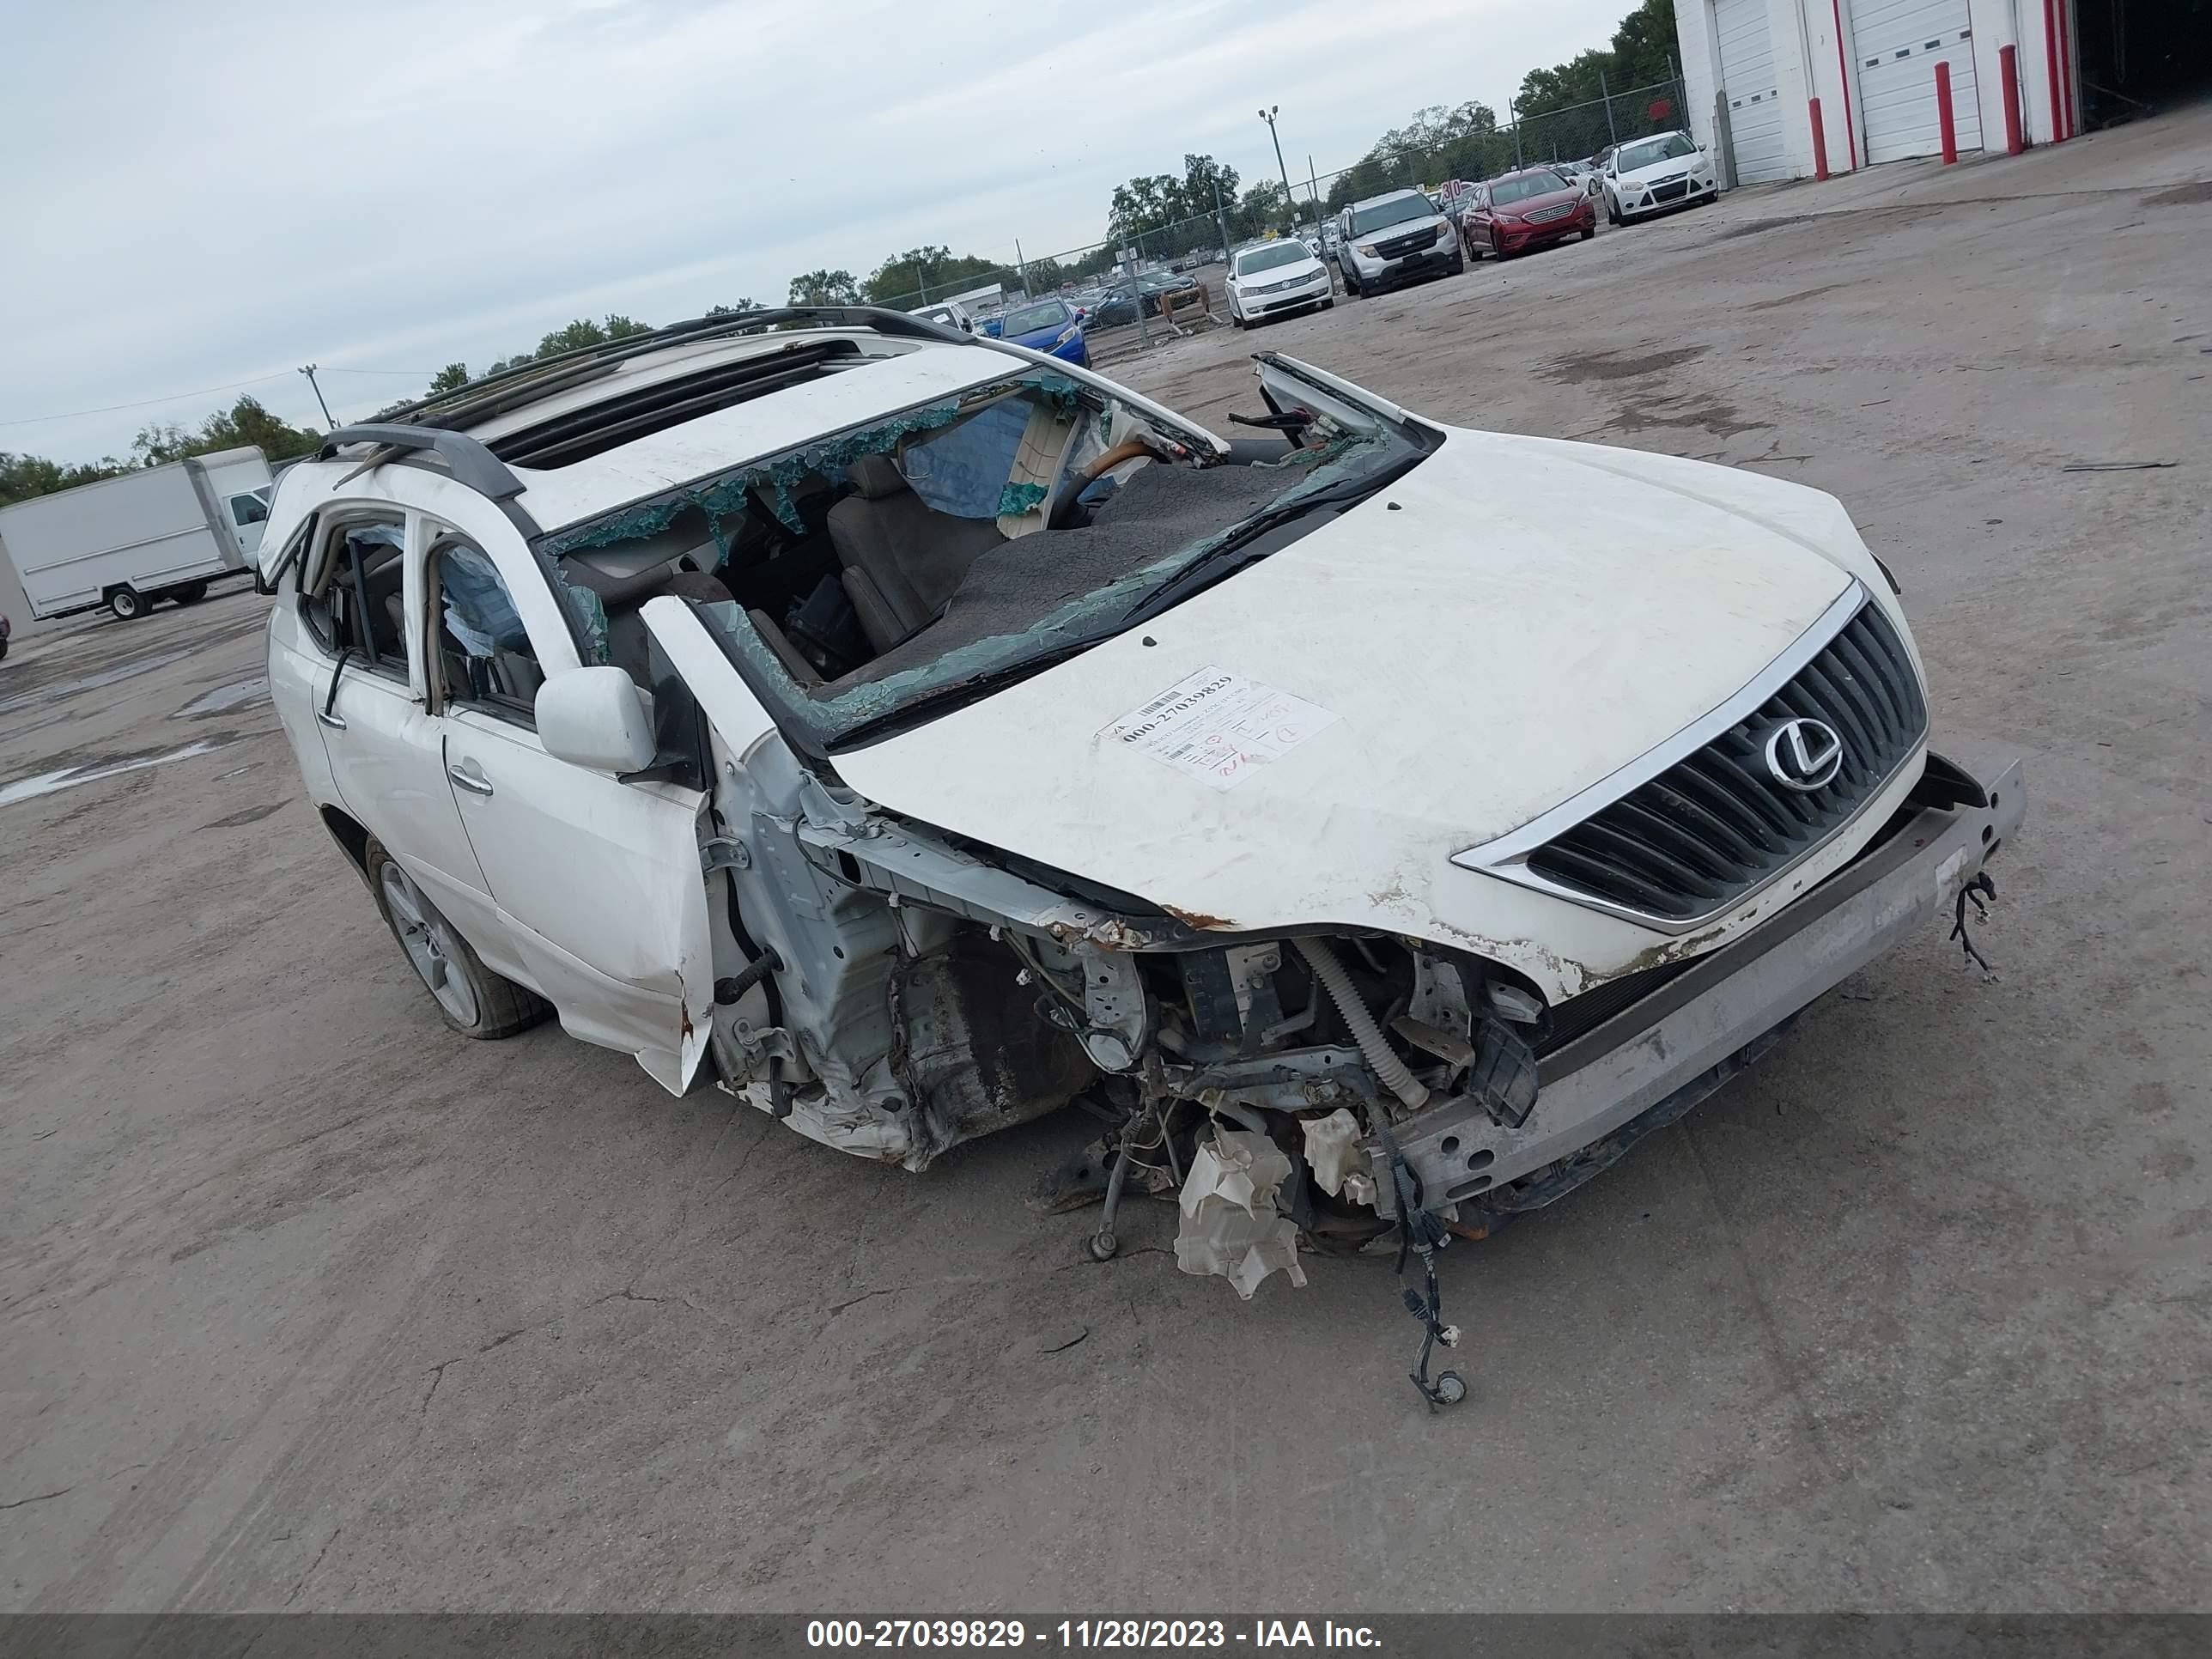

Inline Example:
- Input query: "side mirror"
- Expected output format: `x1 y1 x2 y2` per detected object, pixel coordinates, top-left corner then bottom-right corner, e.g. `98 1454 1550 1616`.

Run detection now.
536 665 657 775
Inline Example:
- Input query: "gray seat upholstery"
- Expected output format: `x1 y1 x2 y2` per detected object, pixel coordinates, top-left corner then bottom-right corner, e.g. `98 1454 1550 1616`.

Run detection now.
828 454 1006 652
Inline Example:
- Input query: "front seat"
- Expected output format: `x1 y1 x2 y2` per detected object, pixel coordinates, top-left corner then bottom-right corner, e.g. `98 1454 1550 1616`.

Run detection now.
827 454 1006 652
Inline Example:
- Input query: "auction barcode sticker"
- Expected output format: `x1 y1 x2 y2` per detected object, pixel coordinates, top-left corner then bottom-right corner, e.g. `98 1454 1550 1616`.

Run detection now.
1103 667 1338 791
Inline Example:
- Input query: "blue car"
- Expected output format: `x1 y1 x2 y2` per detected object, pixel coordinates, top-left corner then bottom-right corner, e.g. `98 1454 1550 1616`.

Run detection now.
985 296 1090 368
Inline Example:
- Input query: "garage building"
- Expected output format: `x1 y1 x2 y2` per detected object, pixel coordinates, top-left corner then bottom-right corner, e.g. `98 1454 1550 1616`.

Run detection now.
1676 0 2208 180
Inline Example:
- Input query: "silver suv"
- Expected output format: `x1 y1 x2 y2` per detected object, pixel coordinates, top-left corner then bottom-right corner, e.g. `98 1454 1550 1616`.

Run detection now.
1335 189 1463 297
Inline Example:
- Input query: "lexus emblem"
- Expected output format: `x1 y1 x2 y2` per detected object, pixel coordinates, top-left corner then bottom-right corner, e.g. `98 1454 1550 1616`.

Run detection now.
1765 718 1844 792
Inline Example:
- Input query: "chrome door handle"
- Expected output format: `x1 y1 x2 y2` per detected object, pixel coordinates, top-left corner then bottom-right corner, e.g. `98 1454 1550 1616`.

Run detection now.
316 709 348 730
447 764 494 797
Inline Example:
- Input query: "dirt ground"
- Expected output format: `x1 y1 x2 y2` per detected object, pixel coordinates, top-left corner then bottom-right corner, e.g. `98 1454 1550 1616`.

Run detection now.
3 111 2209 1613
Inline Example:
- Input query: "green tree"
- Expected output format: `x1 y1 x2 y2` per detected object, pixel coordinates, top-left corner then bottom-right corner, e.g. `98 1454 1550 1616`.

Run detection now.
530 313 653 360
0 451 126 508
536 317 609 357
132 395 319 468
787 269 860 306
1182 154 1240 222
862 246 1006 307
1514 0 1681 158
703 300 760 317
1108 176 1184 256
1234 179 1291 237
429 362 471 394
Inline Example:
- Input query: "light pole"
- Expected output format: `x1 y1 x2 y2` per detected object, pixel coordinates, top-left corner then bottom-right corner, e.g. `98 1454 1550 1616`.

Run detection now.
1259 106 1296 234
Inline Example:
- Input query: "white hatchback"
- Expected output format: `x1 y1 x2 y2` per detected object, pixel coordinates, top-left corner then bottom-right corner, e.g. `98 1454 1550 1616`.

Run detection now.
1226 240 1333 327
1603 130 1721 222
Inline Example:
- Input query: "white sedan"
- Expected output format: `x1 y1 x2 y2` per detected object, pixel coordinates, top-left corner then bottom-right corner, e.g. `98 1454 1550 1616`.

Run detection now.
1602 131 1721 223
1225 240 1334 328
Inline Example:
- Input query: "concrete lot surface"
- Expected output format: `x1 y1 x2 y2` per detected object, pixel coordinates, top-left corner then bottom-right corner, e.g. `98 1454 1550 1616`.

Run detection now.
3 111 2209 1612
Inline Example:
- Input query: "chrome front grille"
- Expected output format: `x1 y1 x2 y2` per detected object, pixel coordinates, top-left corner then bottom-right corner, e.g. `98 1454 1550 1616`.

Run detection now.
1519 603 1926 923
1525 202 1577 224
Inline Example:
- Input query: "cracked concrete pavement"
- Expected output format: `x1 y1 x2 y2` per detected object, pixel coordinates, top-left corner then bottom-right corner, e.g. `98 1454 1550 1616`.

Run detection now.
3 110 2209 1612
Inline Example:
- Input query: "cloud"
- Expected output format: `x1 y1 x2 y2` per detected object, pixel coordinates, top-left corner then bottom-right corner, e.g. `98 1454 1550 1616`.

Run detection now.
3 0 1633 459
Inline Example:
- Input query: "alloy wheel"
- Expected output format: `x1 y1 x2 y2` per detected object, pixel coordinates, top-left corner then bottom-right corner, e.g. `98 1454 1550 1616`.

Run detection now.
380 862 480 1027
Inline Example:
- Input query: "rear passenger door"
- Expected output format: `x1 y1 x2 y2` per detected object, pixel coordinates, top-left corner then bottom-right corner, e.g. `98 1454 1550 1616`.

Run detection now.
297 505 504 950
1465 185 1493 250
406 482 717 1095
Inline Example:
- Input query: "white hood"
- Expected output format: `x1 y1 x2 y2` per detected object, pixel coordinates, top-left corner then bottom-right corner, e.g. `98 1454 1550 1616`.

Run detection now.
828 430 1866 986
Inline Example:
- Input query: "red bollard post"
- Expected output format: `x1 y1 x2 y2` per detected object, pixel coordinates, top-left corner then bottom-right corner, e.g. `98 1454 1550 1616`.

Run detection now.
1999 44 2025 153
1809 97 1830 179
1936 61 1959 163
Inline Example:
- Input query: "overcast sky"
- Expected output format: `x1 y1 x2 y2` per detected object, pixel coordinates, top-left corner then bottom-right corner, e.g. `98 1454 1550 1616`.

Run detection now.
3 0 1632 463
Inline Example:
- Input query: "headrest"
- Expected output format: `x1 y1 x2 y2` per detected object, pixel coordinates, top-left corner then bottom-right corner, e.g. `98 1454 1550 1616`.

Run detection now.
847 453 910 501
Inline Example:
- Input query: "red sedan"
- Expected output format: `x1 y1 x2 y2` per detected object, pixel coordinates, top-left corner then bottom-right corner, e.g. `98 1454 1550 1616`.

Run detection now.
1461 167 1597 259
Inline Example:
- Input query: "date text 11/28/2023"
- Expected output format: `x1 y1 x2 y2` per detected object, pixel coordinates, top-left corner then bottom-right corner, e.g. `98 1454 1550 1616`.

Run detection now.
805 1621 1384 1649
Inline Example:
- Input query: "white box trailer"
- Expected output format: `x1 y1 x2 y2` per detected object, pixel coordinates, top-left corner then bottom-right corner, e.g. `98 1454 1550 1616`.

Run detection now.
0 447 273 623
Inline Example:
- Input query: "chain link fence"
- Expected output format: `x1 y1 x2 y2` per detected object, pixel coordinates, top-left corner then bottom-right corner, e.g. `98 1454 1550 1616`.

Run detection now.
1517 76 1689 167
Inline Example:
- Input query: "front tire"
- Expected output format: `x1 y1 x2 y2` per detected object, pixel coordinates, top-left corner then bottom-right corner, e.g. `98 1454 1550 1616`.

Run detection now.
107 586 145 621
1579 227 1595 240
367 839 550 1040
1606 194 1622 227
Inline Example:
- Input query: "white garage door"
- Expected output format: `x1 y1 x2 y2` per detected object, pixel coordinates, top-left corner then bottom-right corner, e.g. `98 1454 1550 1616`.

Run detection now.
1714 0 1790 182
1849 0 1984 162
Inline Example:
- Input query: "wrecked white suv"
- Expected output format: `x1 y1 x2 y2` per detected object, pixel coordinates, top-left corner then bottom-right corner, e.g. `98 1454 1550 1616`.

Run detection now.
263 307 2021 1402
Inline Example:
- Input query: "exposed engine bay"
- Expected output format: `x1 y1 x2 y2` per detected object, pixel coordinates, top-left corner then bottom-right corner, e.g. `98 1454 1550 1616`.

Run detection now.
688 725 1564 1410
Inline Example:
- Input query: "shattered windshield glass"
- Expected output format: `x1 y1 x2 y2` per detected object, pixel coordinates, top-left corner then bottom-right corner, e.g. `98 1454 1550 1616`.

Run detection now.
537 367 1426 755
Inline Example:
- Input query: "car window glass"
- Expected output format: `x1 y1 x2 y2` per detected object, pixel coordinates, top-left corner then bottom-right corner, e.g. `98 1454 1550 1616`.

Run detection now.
230 492 270 527
434 540 545 719
268 511 318 589
301 516 407 671
1492 172 1570 204
1001 301 1066 335
1618 132 1695 170
1237 244 1309 276
1350 194 1435 234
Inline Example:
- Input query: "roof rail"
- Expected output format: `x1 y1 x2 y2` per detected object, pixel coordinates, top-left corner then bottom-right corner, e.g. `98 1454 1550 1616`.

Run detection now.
317 424 527 500
379 306 971 430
